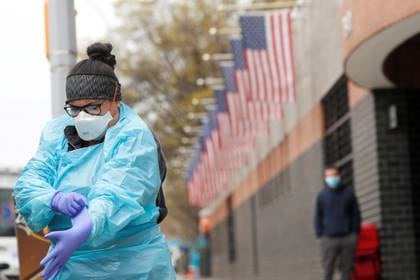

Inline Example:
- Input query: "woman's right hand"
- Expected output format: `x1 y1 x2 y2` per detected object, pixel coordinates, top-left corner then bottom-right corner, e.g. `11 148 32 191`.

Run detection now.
41 207 93 280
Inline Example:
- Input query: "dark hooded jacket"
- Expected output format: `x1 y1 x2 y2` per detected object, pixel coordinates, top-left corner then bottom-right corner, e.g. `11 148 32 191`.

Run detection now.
314 184 361 238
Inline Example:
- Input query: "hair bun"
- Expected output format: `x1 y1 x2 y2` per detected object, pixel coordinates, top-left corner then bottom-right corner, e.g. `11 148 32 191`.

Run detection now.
87 42 116 69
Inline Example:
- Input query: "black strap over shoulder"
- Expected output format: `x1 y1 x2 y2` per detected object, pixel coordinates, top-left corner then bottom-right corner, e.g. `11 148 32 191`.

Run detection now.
151 131 168 224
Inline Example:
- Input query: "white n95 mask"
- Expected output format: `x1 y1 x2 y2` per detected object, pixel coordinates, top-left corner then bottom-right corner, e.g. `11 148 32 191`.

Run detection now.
74 110 113 141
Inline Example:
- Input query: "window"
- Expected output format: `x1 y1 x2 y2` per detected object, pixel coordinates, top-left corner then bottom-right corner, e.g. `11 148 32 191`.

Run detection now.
324 120 352 166
323 77 349 130
322 76 354 188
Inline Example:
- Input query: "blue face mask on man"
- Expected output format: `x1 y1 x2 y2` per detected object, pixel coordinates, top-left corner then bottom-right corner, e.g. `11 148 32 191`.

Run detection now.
325 176 341 189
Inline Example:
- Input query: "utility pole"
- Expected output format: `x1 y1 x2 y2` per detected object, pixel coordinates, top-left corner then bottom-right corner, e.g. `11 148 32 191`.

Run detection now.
46 0 77 117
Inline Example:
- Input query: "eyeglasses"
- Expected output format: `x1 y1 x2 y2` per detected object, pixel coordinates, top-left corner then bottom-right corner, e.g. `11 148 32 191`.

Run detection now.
64 102 104 117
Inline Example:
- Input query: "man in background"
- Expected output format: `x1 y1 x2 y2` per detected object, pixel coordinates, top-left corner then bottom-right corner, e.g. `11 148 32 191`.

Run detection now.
314 167 361 280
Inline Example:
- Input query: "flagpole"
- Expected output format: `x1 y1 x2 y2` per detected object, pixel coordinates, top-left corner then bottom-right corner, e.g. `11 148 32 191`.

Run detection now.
47 0 77 118
218 1 297 12
202 53 233 62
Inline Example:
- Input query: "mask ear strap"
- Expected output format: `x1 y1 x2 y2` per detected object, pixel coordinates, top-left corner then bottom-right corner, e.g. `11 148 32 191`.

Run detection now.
112 81 118 103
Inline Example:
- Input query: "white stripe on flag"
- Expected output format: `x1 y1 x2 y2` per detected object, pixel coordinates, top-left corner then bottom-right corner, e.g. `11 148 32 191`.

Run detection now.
267 13 282 104
227 92 237 136
253 50 265 100
245 51 259 100
281 12 293 102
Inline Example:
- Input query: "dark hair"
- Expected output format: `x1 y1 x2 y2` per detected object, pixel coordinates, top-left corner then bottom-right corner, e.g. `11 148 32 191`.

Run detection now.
65 42 121 102
68 42 118 80
87 42 116 69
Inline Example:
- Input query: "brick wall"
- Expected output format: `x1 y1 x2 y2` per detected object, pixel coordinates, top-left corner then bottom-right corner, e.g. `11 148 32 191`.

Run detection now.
406 92 420 278
351 89 420 279
373 89 419 279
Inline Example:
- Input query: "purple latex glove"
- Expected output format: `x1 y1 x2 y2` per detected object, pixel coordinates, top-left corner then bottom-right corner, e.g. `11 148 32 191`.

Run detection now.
41 207 93 280
51 191 88 217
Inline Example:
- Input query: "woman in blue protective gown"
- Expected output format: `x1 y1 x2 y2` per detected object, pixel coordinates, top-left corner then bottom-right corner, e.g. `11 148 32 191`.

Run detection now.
13 42 176 280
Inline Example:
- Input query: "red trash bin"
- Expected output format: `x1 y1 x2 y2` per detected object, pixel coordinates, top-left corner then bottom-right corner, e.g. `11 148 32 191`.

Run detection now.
352 224 381 280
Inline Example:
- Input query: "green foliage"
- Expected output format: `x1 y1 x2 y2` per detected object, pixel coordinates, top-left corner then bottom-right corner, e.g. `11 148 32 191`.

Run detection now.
112 0 233 241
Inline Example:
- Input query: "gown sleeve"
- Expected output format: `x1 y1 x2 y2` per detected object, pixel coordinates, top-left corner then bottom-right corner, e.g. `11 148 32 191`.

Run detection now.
86 128 161 247
13 123 60 232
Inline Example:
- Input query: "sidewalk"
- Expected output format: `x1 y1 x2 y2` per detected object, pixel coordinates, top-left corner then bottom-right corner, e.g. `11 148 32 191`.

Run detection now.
176 275 222 280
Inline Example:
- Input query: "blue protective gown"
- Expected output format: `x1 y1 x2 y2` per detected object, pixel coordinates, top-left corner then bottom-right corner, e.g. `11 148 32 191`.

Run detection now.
13 103 176 279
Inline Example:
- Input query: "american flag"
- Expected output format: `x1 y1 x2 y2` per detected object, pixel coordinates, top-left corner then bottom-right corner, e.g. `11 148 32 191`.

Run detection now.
208 108 222 196
213 84 236 188
186 10 296 208
186 141 201 205
213 88 233 195
230 38 252 136
214 88 232 149
197 129 206 205
220 63 254 168
187 142 203 206
208 108 219 158
187 176 195 205
220 63 242 137
196 161 205 206
231 36 283 132
230 38 251 101
240 11 296 103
